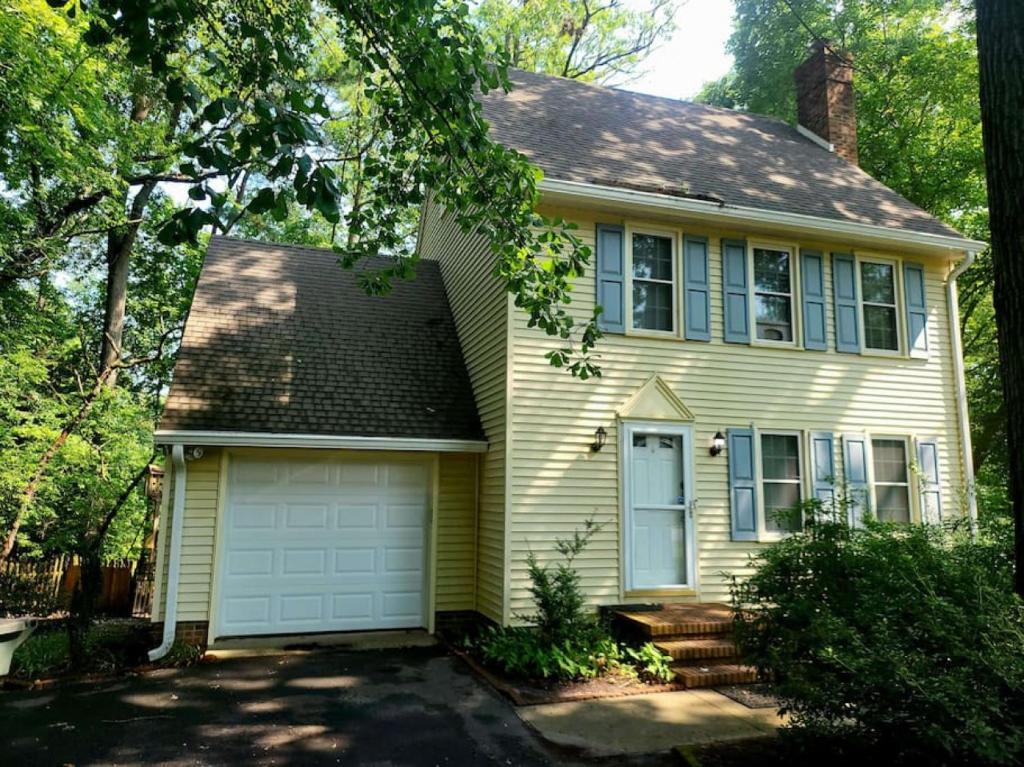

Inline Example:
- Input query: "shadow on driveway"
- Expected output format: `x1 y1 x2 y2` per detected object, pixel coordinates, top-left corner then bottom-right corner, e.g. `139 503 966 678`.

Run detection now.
0 645 675 766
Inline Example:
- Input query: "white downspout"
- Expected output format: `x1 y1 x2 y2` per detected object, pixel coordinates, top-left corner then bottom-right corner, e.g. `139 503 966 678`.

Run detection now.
947 250 978 530
148 444 187 661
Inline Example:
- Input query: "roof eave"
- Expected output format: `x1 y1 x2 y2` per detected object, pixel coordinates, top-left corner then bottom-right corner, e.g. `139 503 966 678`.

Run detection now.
154 429 489 453
538 178 986 257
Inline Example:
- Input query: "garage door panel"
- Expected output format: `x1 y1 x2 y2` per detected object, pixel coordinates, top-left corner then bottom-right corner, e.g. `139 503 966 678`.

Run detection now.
226 549 274 577
281 548 327 576
279 594 326 623
232 503 277 530
337 504 378 529
284 504 330 529
333 547 376 574
332 593 374 620
216 455 430 638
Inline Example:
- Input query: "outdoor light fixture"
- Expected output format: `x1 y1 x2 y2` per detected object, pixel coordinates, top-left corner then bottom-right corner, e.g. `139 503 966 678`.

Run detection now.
591 426 607 452
710 431 726 457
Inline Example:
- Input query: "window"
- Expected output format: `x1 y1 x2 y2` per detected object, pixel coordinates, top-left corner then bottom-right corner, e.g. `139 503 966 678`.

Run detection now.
860 261 899 351
871 438 910 523
761 433 803 532
631 232 674 332
753 247 793 342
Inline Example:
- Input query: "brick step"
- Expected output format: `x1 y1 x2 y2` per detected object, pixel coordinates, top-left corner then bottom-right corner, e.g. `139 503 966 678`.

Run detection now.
614 603 735 640
673 663 758 689
654 637 739 662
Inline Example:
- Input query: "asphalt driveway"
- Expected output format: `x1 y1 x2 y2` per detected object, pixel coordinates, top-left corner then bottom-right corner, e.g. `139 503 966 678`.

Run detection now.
0 644 675 766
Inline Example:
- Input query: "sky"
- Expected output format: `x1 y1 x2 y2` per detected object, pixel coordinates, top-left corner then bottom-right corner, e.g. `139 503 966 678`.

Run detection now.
626 0 735 100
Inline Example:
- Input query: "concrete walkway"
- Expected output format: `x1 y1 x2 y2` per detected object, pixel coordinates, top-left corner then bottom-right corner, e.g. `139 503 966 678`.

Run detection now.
517 688 784 758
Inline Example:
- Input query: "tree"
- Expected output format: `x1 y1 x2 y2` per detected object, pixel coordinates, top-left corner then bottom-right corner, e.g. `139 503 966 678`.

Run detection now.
698 0 1002 503
975 0 1024 594
474 0 678 83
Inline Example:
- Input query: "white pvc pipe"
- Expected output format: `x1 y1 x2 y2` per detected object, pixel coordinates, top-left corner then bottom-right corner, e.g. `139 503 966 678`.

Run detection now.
148 444 187 661
947 251 978 530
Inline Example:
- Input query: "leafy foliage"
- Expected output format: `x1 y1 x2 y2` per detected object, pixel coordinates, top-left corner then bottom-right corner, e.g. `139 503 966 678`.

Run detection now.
522 518 605 646
475 0 677 83
9 620 152 679
0 569 62 618
477 519 672 683
733 505 1024 765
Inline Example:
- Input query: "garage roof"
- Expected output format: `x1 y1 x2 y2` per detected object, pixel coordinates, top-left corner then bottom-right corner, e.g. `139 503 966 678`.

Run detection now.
159 237 485 443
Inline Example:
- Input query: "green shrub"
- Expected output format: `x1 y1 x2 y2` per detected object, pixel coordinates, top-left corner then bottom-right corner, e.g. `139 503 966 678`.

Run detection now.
9 629 71 679
733 503 1024 766
9 620 151 679
623 641 675 683
0 569 61 618
161 640 204 667
522 518 604 647
476 519 673 683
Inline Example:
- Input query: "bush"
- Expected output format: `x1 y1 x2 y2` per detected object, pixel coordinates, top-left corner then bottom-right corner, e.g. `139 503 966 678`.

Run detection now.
733 504 1024 766
9 619 151 679
0 569 61 618
477 519 673 683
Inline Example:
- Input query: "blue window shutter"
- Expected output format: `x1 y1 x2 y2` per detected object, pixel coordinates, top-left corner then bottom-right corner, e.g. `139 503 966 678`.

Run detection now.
809 431 836 513
842 433 870 526
728 428 758 541
832 253 861 353
916 437 943 523
722 239 750 344
904 263 929 358
683 235 711 341
801 250 827 350
595 224 625 333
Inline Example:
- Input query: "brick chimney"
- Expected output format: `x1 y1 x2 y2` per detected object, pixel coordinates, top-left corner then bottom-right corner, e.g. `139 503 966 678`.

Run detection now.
794 39 858 164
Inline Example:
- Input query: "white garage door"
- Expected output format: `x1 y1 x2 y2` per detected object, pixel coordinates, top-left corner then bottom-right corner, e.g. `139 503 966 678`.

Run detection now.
214 455 430 638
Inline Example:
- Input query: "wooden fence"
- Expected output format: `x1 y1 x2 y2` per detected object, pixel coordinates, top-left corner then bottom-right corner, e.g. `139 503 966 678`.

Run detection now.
0 556 153 617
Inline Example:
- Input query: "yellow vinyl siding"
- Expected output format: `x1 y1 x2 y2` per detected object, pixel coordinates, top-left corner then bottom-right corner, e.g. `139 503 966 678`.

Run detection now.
435 453 479 611
151 449 221 623
419 200 509 623
505 206 966 614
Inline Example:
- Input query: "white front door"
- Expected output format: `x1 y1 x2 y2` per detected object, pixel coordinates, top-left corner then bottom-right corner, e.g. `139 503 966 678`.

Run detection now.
624 423 695 590
214 454 430 639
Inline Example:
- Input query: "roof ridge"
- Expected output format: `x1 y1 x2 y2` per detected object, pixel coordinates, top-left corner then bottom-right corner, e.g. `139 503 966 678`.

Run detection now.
505 67 799 133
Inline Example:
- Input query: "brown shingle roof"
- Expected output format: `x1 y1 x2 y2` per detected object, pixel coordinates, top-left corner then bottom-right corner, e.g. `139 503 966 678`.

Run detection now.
482 69 963 240
159 237 485 442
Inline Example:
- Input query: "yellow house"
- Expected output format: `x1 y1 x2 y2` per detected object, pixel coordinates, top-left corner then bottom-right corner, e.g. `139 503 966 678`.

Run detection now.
150 54 983 652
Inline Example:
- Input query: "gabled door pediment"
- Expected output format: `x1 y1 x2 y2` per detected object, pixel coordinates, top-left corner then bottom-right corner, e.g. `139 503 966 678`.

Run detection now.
617 374 695 422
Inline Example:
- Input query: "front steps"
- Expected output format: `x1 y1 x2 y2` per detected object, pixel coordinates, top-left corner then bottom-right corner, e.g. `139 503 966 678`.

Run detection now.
612 603 758 689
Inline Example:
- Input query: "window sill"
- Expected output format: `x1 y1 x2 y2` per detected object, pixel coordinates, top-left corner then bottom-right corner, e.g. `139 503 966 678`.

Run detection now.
626 328 681 340
624 588 697 599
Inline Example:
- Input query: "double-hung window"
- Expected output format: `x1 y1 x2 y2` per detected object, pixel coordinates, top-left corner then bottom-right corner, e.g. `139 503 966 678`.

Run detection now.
760 433 803 533
871 438 911 523
860 261 900 352
753 247 794 342
631 232 675 332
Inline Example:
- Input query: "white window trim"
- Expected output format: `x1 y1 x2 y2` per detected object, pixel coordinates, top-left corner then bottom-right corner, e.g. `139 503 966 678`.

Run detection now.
755 428 806 541
619 420 697 591
855 253 906 358
866 434 917 524
625 224 681 337
747 240 802 349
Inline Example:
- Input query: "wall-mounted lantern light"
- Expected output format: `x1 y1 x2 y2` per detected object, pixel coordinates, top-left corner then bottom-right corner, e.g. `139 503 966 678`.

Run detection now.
591 426 608 452
709 431 726 457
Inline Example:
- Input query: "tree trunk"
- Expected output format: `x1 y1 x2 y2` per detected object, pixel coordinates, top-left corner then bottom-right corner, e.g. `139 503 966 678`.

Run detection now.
67 550 102 670
99 181 155 386
976 0 1024 594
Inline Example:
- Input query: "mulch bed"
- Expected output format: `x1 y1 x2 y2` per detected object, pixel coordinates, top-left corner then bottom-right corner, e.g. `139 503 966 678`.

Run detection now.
451 646 687 706
714 683 781 710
